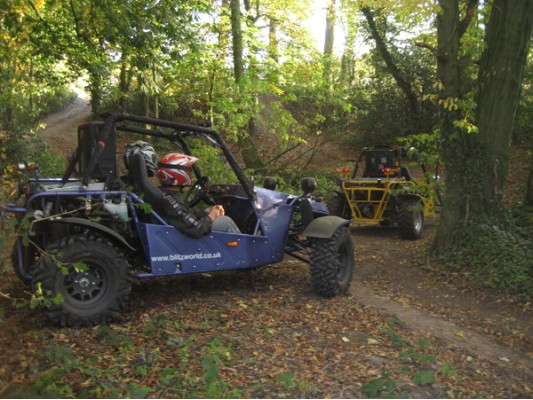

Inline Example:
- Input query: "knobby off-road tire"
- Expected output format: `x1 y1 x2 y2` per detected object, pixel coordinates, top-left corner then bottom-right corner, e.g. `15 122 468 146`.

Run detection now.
326 191 352 220
309 226 355 297
32 235 131 327
397 198 424 240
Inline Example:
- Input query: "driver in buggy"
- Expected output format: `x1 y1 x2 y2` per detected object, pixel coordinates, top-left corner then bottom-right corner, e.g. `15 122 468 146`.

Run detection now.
124 142 240 238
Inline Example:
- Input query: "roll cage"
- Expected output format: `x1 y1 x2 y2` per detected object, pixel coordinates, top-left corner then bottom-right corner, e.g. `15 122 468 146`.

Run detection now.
70 113 255 202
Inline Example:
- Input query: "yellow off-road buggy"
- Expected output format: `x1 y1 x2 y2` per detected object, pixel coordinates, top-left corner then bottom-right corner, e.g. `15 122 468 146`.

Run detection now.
327 146 435 239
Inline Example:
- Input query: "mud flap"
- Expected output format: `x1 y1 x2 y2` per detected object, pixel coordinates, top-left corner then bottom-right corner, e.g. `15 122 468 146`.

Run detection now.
302 216 350 239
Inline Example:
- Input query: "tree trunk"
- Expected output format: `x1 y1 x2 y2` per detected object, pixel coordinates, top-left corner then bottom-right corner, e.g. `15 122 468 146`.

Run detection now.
152 64 159 119
476 0 533 200
88 68 103 118
526 141 533 205
433 0 533 252
323 0 336 82
268 18 279 63
340 9 357 89
230 0 263 169
230 0 243 83
119 53 130 111
432 0 466 251
324 0 335 55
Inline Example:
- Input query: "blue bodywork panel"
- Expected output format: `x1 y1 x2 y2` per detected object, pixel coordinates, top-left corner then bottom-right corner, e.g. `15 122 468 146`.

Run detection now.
3 177 330 281
134 187 299 276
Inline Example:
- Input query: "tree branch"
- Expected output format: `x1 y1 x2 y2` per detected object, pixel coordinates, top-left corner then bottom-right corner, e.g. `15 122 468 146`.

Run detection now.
415 42 439 58
362 7 419 117
459 0 480 38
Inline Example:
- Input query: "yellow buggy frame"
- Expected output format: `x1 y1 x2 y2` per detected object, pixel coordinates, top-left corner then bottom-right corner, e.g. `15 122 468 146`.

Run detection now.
328 146 435 239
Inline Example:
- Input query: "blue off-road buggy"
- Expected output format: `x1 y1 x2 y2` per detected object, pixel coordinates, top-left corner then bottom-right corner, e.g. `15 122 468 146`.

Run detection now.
2 113 354 327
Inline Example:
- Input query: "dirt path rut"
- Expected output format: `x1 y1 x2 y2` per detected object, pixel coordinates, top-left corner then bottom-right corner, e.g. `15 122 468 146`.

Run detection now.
39 88 91 156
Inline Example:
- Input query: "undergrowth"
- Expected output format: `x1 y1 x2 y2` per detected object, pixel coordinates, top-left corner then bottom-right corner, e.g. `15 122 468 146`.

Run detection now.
434 212 533 297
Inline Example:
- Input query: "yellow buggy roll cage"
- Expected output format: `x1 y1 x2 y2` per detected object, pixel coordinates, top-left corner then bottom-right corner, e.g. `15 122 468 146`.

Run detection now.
342 177 434 223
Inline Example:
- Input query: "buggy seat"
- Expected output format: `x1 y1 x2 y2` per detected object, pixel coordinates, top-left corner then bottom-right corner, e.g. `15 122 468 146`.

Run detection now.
128 152 166 216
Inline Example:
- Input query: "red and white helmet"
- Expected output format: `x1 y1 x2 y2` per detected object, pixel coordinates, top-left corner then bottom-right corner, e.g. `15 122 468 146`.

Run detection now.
157 153 198 186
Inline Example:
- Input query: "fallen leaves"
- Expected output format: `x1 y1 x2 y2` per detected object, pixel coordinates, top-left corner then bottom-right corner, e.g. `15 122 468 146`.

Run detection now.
0 231 531 398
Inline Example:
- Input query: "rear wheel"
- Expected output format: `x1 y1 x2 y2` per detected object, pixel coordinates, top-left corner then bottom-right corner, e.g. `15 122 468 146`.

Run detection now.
32 235 131 327
309 226 355 297
326 191 352 220
397 198 424 239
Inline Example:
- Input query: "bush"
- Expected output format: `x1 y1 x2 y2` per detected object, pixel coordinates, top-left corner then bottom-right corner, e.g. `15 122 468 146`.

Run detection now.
435 219 533 297
1 136 66 178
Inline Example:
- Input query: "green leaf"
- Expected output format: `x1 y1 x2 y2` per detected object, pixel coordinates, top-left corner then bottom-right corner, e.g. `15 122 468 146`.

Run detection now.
72 261 87 272
127 383 152 399
361 372 405 398
276 371 295 390
413 371 436 386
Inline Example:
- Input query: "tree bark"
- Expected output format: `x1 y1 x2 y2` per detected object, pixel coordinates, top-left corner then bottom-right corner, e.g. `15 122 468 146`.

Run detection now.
230 0 243 83
476 0 533 200
433 0 533 252
526 140 533 205
324 0 335 55
268 18 279 63
323 0 336 82
340 9 357 89
88 67 103 118
433 0 464 250
230 0 263 169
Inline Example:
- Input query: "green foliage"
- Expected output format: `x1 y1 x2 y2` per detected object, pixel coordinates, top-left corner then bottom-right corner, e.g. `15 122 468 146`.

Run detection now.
438 362 457 378
362 371 408 398
32 147 67 177
41 343 79 372
399 348 436 364
1 126 68 180
30 281 64 310
412 371 436 386
434 219 533 296
276 371 296 390
514 46 533 142
365 318 458 396
13 326 241 398
94 325 135 351
254 166 339 196
189 139 238 184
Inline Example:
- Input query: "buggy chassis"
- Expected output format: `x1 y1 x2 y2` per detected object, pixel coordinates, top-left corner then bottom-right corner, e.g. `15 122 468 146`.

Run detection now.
2 113 354 327
328 145 435 239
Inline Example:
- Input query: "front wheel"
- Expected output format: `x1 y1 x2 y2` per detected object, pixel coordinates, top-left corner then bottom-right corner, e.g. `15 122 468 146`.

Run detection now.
397 198 424 239
32 235 131 327
309 226 355 297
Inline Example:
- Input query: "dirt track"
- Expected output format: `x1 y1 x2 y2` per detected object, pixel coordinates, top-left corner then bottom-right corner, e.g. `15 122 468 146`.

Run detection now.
39 87 91 157
352 221 532 371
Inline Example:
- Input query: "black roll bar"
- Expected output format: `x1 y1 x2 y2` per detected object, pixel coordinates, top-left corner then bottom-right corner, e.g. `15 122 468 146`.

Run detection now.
82 113 256 201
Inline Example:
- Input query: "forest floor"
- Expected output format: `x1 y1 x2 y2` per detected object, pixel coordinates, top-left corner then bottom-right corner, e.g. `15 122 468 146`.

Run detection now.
0 96 531 398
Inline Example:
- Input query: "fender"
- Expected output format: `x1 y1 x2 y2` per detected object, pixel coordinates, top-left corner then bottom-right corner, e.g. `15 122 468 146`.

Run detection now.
34 217 135 251
397 193 423 201
396 193 425 209
302 215 350 239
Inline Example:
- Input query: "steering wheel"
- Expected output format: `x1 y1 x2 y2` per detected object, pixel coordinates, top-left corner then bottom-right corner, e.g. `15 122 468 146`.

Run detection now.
185 175 213 207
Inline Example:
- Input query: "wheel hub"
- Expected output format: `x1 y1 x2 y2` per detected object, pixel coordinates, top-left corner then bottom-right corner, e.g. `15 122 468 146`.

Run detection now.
65 268 105 302
78 276 90 288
